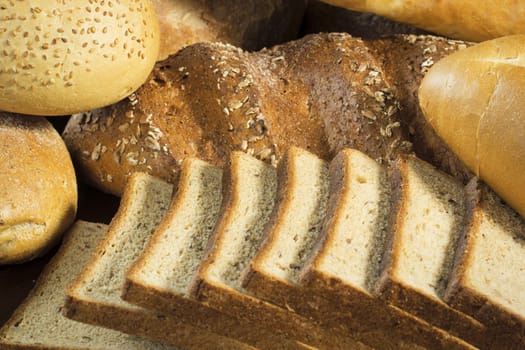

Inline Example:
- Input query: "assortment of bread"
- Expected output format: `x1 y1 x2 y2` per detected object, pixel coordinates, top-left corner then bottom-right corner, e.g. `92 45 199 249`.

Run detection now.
1 0 525 348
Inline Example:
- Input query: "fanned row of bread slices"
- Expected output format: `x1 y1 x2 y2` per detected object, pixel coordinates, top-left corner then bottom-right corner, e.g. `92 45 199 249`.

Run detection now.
1 147 524 349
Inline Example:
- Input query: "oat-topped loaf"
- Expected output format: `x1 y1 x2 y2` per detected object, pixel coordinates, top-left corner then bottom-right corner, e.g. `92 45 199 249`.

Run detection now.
63 33 472 196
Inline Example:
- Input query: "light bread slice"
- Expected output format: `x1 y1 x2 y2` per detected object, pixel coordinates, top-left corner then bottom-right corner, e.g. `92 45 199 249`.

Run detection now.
64 172 250 350
242 146 330 306
225 147 367 349
445 179 525 348
123 158 291 350
191 150 370 350
298 149 474 350
374 155 489 346
0 220 178 350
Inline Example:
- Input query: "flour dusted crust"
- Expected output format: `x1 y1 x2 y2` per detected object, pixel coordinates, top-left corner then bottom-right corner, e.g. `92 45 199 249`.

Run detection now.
0 114 77 264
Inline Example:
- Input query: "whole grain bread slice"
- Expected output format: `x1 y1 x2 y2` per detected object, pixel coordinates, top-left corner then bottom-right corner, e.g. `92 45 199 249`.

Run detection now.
444 179 525 348
64 172 251 350
242 148 472 349
188 151 367 349
0 220 178 350
123 157 297 350
297 149 475 350
374 155 492 347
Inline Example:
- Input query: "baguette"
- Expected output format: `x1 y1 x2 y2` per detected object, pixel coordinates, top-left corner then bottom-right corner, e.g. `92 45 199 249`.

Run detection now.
320 0 525 42
419 34 525 219
63 33 471 196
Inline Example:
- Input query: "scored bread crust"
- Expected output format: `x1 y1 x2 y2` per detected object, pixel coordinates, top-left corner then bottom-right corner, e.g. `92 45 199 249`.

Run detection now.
0 114 77 265
63 33 472 196
64 173 248 350
123 157 296 350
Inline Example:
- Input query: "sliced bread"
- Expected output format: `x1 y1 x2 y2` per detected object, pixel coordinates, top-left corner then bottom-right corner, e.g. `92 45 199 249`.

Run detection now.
298 149 474 350
64 172 250 350
374 155 489 346
0 220 178 350
242 146 330 306
191 149 370 349
445 178 525 348
123 157 292 350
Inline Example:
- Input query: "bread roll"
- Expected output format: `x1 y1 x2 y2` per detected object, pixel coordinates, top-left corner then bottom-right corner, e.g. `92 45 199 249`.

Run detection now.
418 35 525 218
320 0 525 42
0 114 77 264
0 0 159 116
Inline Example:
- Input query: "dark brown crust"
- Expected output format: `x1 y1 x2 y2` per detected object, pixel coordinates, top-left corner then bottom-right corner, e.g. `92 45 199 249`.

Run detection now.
63 33 471 196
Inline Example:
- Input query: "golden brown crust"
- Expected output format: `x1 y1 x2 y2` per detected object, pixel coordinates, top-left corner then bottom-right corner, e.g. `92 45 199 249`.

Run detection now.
0 114 77 264
445 179 525 348
419 35 525 219
320 0 525 42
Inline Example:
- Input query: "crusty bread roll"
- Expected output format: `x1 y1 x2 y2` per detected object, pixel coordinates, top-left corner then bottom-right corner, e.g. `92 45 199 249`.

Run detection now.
153 0 308 61
320 0 525 42
0 0 159 116
0 114 77 264
419 35 525 218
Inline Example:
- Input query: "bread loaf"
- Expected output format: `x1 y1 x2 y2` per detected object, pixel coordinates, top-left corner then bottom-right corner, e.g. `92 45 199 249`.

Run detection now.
320 0 525 42
0 114 77 264
0 0 160 116
153 0 308 60
63 33 472 196
419 34 525 219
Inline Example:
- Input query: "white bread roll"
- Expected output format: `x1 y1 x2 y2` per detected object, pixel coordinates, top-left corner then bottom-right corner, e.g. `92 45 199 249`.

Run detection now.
0 114 77 264
0 0 159 116
321 0 525 42
418 35 525 218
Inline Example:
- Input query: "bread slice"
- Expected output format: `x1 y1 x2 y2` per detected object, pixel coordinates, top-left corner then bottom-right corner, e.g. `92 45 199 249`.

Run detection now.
242 146 330 305
0 220 177 350
64 172 250 350
191 149 370 350
374 155 489 346
123 157 295 350
298 149 474 350
445 179 525 348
